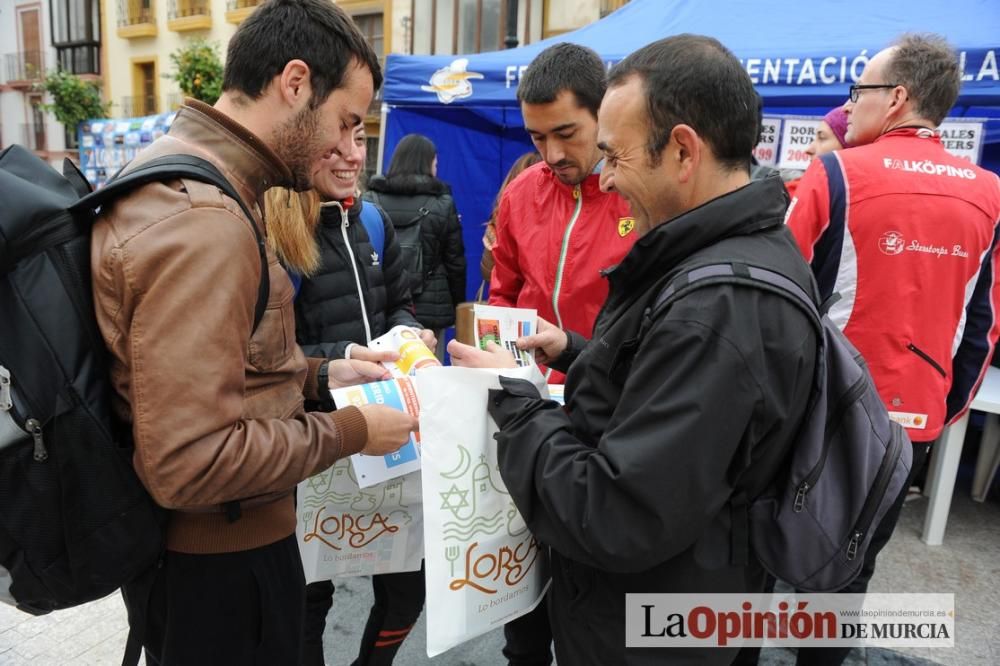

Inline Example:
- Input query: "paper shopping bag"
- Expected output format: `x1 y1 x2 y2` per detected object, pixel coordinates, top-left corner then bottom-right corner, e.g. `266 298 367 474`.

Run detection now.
454 282 486 347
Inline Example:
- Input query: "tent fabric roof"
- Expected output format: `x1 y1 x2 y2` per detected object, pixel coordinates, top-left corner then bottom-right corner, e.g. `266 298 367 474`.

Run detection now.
380 0 1000 304
384 0 1000 109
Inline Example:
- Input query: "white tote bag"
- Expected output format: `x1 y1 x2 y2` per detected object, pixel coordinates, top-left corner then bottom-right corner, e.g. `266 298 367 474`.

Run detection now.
296 462 423 582
416 365 550 657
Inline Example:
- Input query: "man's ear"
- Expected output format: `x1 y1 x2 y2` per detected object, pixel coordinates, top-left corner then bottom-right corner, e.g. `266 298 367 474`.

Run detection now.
889 84 910 113
276 59 312 109
671 124 701 183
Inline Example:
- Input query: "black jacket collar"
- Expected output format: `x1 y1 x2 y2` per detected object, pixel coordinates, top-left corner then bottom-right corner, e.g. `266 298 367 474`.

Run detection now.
367 173 451 196
608 173 789 292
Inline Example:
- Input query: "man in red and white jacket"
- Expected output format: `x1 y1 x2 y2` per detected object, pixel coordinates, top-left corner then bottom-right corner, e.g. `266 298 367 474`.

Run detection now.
490 43 635 384
786 34 1000 666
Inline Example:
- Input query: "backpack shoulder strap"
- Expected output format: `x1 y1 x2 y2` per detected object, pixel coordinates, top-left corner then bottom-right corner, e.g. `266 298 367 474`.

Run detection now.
365 191 431 230
73 155 270 334
648 262 823 334
359 201 385 258
645 261 826 568
406 196 435 226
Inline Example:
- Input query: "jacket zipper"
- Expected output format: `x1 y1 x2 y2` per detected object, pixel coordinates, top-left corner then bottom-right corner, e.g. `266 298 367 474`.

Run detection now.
793 374 868 512
26 418 47 461
906 342 947 378
846 423 904 560
333 202 373 344
0 368 47 461
551 185 584 330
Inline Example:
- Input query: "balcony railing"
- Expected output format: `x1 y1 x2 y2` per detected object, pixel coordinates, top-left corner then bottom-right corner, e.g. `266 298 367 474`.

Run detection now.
226 0 263 23
120 95 159 118
54 43 100 76
4 51 45 83
21 123 47 152
169 0 209 18
118 0 155 26
168 0 211 30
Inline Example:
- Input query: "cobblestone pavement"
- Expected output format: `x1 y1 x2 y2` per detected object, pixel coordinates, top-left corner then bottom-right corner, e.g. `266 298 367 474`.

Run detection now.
2 472 996 665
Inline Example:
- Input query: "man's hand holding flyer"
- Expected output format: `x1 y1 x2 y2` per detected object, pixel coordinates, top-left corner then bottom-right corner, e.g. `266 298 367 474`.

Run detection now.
331 326 439 488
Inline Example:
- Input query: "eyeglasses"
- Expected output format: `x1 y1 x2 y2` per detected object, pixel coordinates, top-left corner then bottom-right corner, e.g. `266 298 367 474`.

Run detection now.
849 84 898 103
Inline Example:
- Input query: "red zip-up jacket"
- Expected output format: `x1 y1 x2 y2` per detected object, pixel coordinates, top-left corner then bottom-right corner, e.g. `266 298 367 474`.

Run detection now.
787 127 1000 442
489 161 635 383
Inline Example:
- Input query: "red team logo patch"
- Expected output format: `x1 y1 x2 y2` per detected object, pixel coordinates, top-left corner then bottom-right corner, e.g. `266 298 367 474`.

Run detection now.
878 231 905 256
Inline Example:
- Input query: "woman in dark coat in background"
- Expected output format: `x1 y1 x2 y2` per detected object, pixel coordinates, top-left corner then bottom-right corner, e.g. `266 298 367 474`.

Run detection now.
365 134 466 359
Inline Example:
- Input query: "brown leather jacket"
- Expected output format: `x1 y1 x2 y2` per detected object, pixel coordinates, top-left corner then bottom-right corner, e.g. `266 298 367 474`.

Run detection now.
91 100 367 554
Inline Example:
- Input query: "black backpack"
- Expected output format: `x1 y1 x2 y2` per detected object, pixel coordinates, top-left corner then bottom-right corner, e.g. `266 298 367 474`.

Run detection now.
368 191 430 295
0 145 267 615
646 261 913 592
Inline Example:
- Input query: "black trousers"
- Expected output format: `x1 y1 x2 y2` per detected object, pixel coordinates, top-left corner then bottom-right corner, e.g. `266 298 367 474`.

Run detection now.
123 534 306 666
302 563 426 666
503 595 554 666
734 441 932 666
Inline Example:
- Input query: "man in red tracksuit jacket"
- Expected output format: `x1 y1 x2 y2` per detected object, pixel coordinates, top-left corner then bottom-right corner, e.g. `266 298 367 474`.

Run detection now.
489 43 635 385
786 34 1000 666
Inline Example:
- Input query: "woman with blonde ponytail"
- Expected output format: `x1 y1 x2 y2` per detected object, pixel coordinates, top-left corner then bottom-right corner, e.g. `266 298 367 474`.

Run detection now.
274 124 435 666
264 187 322 278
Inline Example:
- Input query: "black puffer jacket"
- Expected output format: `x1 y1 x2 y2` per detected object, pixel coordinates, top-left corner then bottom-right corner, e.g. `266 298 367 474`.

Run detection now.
364 174 466 329
294 198 420 360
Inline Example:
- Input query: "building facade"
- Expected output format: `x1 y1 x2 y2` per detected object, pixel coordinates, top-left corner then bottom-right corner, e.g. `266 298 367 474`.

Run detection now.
0 0 626 167
0 0 101 162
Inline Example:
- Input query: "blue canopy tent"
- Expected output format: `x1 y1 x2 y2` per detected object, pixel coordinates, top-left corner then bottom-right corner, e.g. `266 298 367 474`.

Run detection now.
381 0 1000 300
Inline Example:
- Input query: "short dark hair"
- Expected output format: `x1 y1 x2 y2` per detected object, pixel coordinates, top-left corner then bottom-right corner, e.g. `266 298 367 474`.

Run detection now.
387 134 437 178
517 43 606 118
223 0 383 108
884 34 960 126
608 35 758 172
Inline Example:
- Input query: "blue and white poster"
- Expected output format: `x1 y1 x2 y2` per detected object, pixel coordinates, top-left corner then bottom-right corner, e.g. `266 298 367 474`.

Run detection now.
77 111 177 188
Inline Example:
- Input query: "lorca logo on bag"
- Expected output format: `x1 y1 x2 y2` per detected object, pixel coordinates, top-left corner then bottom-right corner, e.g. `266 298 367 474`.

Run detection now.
421 59 484 103
303 507 401 550
438 443 543 596
449 535 542 595
299 463 415 555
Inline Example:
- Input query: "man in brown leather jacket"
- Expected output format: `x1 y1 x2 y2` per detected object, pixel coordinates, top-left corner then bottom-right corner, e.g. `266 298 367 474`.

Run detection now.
91 1 415 663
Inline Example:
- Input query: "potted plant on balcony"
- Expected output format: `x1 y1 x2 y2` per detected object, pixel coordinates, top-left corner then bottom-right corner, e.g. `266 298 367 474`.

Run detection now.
38 70 110 133
169 38 223 105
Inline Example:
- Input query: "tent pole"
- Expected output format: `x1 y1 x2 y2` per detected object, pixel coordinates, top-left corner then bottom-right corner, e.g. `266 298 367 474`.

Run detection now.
377 104 388 175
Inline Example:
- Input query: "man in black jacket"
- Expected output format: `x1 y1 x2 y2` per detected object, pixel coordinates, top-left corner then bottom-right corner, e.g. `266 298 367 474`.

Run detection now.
450 35 819 665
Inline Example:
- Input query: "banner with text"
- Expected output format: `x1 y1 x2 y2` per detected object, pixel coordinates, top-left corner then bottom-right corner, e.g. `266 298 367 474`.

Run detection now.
78 112 176 188
773 116 986 172
778 117 822 170
936 120 986 164
754 117 782 167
